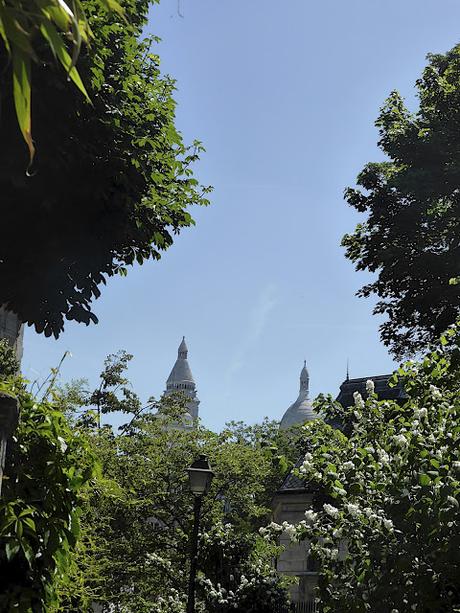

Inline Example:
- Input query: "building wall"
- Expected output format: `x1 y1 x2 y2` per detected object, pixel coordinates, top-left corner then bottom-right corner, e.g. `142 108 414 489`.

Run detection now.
272 491 318 603
0 306 24 363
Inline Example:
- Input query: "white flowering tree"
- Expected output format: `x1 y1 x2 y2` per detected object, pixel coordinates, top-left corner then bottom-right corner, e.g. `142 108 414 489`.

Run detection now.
197 522 290 613
266 327 460 612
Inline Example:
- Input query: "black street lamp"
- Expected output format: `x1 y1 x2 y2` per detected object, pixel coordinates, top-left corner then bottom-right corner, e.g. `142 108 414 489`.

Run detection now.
186 454 214 613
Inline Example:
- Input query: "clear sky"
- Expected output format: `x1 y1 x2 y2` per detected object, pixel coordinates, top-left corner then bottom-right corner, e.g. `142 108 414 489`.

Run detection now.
22 0 460 432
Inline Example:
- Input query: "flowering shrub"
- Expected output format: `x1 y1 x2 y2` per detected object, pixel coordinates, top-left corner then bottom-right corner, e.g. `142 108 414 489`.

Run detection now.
264 326 460 612
198 522 290 613
149 589 188 613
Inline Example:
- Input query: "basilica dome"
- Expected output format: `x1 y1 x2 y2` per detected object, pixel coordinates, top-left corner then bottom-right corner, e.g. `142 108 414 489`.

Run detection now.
279 362 322 430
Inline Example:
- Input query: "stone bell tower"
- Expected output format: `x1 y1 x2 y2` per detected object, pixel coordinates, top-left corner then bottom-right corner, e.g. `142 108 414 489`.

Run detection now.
163 337 200 425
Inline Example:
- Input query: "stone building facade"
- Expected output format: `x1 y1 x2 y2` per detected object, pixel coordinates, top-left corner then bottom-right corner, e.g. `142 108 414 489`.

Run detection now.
0 306 24 362
272 466 318 603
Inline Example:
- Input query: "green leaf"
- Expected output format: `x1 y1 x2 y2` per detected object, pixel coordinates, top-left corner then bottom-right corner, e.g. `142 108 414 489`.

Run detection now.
39 21 91 103
99 0 125 18
349 482 362 495
12 47 35 163
0 7 34 56
21 542 35 569
15 519 23 538
5 540 20 560
35 0 71 32
0 5 11 53
23 517 36 532
419 473 431 486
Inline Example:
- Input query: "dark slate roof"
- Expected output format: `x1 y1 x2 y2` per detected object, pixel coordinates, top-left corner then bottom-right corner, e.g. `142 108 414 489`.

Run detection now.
336 374 406 408
166 338 195 384
277 457 308 493
167 358 195 384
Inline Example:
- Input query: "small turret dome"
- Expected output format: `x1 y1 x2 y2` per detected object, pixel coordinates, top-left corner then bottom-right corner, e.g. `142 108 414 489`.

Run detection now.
280 361 321 430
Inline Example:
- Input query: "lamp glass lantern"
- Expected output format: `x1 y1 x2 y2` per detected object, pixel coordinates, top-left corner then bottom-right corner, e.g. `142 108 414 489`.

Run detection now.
187 454 214 497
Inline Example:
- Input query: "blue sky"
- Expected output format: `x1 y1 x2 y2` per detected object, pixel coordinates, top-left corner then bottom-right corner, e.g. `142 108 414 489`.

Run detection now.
23 0 460 432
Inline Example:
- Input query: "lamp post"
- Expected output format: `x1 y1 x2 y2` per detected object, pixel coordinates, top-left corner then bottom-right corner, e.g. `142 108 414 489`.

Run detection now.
186 454 214 613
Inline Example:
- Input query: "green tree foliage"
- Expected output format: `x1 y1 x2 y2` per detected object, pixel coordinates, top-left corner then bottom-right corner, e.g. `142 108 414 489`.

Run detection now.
51 352 293 611
267 326 460 612
0 0 211 338
342 44 460 358
65 413 291 612
0 352 96 611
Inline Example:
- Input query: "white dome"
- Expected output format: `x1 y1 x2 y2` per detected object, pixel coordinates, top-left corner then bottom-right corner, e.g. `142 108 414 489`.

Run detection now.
280 398 319 429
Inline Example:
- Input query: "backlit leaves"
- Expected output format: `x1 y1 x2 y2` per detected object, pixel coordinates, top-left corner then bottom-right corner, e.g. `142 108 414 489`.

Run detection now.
0 0 123 161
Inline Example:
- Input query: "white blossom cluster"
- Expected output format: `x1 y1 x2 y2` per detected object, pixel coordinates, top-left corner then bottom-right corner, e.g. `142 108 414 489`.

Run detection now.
199 569 283 609
299 451 322 480
152 589 186 613
353 391 365 410
392 433 409 448
145 551 173 571
429 384 442 400
259 520 300 542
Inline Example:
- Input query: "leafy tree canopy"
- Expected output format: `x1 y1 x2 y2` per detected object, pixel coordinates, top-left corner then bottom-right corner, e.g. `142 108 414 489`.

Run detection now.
59 411 293 611
0 345 305 611
50 351 295 612
0 0 211 338
342 44 460 358
266 325 460 612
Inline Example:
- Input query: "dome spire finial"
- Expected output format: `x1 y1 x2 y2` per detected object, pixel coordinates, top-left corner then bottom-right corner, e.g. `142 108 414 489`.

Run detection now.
178 336 188 359
300 360 309 395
